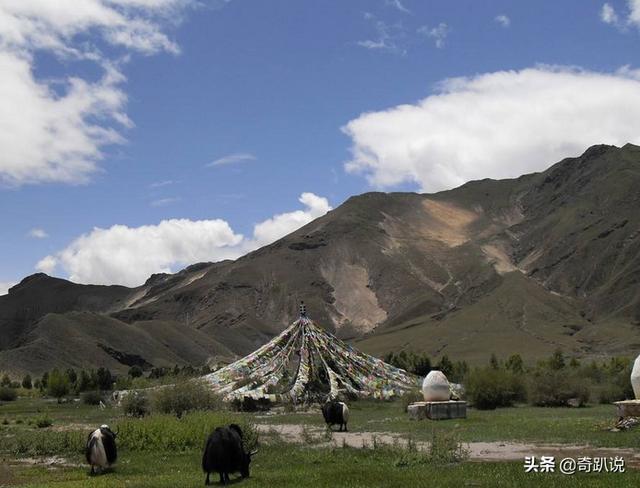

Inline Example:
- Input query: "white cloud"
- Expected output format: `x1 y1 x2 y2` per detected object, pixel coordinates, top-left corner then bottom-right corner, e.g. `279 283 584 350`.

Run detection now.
600 1 640 29
207 153 256 167
385 0 411 14
149 179 175 188
0 282 16 296
357 13 406 55
150 196 180 206
28 228 48 239
36 255 57 274
418 23 449 49
36 192 331 286
0 0 196 186
495 14 511 28
343 66 640 193
251 192 331 247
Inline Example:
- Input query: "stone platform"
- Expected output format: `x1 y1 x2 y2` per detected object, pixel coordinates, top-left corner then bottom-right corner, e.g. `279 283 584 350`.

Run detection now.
408 401 467 420
614 400 640 417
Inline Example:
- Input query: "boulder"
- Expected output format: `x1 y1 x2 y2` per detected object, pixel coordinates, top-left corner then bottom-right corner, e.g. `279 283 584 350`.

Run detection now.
422 370 450 402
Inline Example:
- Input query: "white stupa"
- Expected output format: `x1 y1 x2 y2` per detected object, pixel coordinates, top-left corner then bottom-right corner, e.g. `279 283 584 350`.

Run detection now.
422 370 450 402
631 355 640 399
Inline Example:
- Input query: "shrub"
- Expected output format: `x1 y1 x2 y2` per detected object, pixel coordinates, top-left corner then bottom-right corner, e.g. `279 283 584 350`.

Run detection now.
152 380 222 417
400 389 423 412
0 374 10 387
0 386 17 401
31 415 53 428
116 411 257 453
121 392 150 418
465 367 525 410
47 369 70 401
528 370 590 407
21 374 32 389
128 366 144 378
81 390 104 405
427 430 469 464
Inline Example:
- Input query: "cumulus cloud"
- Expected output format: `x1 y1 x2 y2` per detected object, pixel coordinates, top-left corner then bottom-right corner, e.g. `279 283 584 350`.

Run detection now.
28 228 48 239
495 14 511 27
0 0 196 186
343 66 640 192
418 23 449 48
207 153 256 167
600 1 640 29
37 192 331 286
0 282 16 296
250 193 331 247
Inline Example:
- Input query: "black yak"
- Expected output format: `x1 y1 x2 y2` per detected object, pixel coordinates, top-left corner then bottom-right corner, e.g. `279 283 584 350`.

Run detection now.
85 424 118 474
202 424 257 485
322 400 349 431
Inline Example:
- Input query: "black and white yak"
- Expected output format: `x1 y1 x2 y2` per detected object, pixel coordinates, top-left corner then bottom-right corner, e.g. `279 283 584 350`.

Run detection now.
202 423 257 485
85 424 118 474
322 400 349 432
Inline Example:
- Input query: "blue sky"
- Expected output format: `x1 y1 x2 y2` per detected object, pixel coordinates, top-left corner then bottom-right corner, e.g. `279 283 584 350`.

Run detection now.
2 0 640 291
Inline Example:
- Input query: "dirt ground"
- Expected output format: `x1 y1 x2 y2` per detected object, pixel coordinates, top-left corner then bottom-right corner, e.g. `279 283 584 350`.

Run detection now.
256 423 640 467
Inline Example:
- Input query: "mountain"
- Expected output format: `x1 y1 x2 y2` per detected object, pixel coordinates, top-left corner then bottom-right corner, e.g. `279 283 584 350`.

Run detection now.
2 143 640 375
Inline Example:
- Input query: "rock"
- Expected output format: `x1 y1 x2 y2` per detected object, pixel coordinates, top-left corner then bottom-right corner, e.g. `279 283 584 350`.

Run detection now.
422 370 450 402
631 355 640 399
567 397 583 408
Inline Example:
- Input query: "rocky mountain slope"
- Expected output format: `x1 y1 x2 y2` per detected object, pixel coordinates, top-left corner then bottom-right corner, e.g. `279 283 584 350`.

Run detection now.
2 143 639 374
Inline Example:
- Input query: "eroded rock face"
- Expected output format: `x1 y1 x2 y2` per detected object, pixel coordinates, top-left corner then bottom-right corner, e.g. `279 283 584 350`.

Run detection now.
631 355 640 399
422 370 450 402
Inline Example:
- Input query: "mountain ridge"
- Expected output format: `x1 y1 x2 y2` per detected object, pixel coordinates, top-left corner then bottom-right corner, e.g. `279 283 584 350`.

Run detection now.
2 143 640 374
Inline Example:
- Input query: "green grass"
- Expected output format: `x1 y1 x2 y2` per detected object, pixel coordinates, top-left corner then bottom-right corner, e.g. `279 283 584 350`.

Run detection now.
4 446 640 488
2 396 640 487
253 401 637 448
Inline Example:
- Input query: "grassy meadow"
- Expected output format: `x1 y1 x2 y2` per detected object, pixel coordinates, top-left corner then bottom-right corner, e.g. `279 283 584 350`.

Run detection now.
2 395 640 487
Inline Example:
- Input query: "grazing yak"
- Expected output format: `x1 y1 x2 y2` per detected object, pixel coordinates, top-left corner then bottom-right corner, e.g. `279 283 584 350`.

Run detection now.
322 400 349 432
86 425 118 475
202 424 257 485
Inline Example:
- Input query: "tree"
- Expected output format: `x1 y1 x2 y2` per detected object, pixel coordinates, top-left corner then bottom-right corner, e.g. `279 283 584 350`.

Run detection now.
77 370 93 392
40 371 49 389
96 367 113 391
505 354 524 374
549 349 566 370
489 353 500 370
21 374 32 389
128 366 143 378
65 368 77 386
437 355 453 376
1 374 10 387
47 369 70 402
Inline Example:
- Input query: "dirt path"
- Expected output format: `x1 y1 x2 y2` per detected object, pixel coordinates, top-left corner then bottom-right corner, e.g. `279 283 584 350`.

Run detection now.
257 424 640 467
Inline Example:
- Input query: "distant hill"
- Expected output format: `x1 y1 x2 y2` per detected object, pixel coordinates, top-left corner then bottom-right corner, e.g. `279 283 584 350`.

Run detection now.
2 143 640 374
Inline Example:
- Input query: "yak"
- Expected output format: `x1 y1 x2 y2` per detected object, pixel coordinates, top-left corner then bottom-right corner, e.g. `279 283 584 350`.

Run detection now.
86 424 118 475
202 423 257 485
322 400 349 432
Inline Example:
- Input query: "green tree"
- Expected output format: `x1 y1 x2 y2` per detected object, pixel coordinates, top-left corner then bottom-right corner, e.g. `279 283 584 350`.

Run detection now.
489 353 500 370
21 374 32 389
65 368 77 386
549 349 566 370
96 367 113 391
40 371 49 389
1 374 10 387
505 354 524 374
128 365 143 378
437 355 454 376
47 369 70 402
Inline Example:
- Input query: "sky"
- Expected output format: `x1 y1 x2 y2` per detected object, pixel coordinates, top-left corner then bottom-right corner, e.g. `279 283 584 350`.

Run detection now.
2 0 640 293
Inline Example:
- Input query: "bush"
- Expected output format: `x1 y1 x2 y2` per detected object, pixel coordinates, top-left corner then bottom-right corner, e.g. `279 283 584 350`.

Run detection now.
121 392 150 418
0 374 10 387
47 369 70 401
528 370 590 407
427 430 469 464
31 415 53 428
465 367 526 410
21 374 32 389
152 380 222 417
81 390 104 405
128 366 144 378
0 386 17 401
400 389 423 412
116 411 257 453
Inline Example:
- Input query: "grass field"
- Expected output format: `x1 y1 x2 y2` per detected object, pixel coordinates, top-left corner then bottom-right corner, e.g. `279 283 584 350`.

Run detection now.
1 397 639 487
